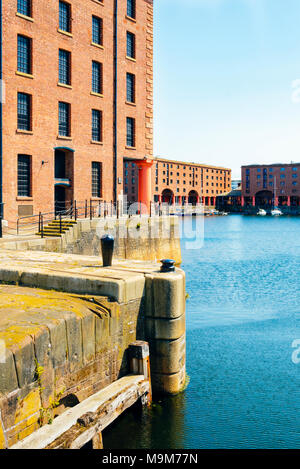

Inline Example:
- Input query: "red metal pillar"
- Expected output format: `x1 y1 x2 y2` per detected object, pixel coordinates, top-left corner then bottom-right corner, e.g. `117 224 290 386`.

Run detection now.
287 196 291 207
241 196 245 207
252 196 255 207
134 158 153 213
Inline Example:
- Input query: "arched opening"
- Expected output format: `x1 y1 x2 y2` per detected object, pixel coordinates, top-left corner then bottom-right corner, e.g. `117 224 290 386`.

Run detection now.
188 190 198 206
161 188 174 204
255 190 273 207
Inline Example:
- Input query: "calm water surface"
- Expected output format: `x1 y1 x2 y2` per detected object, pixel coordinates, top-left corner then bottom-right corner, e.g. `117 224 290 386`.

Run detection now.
104 215 299 449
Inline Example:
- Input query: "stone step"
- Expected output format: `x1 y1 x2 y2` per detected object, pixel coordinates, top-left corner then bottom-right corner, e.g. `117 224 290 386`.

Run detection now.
36 232 63 237
50 220 77 224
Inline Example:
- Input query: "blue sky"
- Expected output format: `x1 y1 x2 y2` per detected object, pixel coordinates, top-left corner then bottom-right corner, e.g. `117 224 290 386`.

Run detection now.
153 0 300 178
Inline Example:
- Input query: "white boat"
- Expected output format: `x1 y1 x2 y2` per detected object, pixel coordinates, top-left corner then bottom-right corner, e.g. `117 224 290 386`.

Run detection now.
271 177 283 216
257 208 267 216
271 208 283 216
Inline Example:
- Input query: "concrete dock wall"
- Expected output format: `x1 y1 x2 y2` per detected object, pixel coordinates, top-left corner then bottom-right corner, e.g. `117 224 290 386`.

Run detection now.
0 252 186 448
0 216 182 265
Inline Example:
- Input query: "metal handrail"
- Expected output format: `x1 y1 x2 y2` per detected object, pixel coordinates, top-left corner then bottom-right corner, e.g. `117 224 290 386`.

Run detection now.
15 199 199 236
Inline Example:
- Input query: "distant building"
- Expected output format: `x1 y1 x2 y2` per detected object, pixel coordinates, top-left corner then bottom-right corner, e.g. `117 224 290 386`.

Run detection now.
241 163 300 208
231 179 241 190
124 157 232 207
216 185 242 213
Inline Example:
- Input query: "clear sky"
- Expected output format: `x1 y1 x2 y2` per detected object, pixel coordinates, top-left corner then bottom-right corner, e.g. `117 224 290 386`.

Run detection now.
153 0 300 179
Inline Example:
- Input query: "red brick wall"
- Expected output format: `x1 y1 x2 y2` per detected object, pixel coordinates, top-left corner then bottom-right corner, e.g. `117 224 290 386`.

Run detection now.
2 0 153 225
124 157 232 206
242 163 300 200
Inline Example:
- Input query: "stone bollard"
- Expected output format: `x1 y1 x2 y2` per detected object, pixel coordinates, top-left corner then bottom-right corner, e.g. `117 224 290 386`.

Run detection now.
101 235 114 267
145 267 186 395
129 341 152 405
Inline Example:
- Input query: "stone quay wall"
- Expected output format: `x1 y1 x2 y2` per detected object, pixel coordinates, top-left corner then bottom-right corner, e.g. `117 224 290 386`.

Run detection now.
2 216 182 265
0 252 186 448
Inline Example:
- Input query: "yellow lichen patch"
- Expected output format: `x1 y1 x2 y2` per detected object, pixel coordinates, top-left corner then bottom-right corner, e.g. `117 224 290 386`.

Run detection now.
0 420 6 449
14 388 41 426
0 286 110 330
0 325 41 349
8 420 40 447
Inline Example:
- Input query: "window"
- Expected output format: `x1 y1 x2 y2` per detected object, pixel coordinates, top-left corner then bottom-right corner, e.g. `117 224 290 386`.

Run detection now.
293 181 298 186
17 0 31 17
293 167 298 171
59 1 71 33
18 154 31 197
126 73 135 103
17 92 31 130
127 0 136 19
92 16 103 46
92 61 103 94
59 49 71 85
126 117 135 147
92 162 102 198
126 32 135 59
58 101 70 137
293 174 298 178
17 35 31 74
92 109 102 142
257 168 261 172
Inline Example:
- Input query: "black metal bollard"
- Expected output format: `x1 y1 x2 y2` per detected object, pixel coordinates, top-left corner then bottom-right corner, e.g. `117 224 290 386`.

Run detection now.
160 259 175 272
101 235 114 267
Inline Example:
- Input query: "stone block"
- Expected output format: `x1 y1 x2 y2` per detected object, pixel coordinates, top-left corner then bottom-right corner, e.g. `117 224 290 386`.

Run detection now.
0 349 18 395
151 365 186 395
0 269 20 285
81 313 96 364
145 271 185 319
145 313 185 341
0 413 6 449
13 335 36 387
149 334 186 374
79 219 91 233
65 313 83 373
48 319 68 368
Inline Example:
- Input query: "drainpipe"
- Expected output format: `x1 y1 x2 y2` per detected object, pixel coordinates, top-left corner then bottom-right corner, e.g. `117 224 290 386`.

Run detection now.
0 0 3 222
113 0 118 204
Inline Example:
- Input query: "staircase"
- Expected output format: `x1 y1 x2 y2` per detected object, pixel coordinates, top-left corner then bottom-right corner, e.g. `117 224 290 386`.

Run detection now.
36 219 77 237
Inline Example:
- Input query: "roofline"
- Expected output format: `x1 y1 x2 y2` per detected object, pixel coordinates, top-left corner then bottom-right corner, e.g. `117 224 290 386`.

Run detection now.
152 157 231 171
242 163 300 168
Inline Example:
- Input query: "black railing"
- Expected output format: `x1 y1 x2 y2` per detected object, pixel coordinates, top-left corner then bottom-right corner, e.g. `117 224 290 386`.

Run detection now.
15 199 203 237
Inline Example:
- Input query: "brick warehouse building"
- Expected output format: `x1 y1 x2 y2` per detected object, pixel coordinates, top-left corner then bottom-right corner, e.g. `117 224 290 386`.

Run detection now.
241 163 300 208
124 157 232 206
0 0 153 225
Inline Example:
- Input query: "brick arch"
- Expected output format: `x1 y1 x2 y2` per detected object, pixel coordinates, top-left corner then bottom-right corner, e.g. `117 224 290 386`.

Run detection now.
161 188 174 204
188 190 199 206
